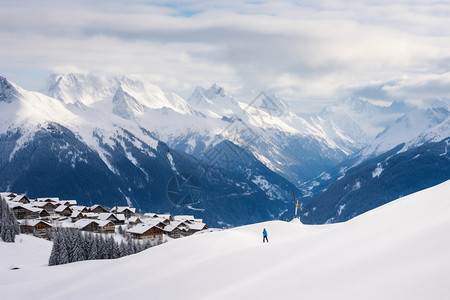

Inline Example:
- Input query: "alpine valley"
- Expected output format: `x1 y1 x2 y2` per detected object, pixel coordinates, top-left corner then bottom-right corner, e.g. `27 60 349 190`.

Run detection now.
0 74 449 226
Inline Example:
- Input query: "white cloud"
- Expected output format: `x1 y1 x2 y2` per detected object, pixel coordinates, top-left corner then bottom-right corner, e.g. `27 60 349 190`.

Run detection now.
1 0 450 112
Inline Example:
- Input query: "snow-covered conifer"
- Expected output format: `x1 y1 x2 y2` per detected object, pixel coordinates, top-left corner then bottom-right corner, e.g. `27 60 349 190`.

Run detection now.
88 235 98 260
48 231 61 266
0 196 20 243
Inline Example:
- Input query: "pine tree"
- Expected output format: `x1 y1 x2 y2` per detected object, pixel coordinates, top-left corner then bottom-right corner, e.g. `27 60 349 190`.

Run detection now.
111 237 120 259
126 239 135 255
0 197 19 243
59 230 70 265
144 240 152 250
88 235 98 260
70 230 85 263
59 234 70 265
119 240 126 257
49 231 61 266
99 235 109 259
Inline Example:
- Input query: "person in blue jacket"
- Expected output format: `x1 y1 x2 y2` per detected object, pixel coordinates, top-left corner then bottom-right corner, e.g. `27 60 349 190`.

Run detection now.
263 228 269 243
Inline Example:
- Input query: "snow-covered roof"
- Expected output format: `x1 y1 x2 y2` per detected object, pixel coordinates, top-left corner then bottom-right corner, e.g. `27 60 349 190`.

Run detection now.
157 214 172 219
71 205 87 211
36 197 59 202
163 222 189 233
30 201 55 208
11 203 42 213
128 216 141 223
90 204 107 211
59 200 77 206
146 217 170 224
174 215 195 221
112 206 136 213
96 220 114 227
98 213 116 221
70 211 83 218
84 212 99 218
187 222 207 231
115 214 126 221
144 213 158 218
10 195 29 202
55 205 71 213
20 219 52 227
127 224 160 235
73 219 96 229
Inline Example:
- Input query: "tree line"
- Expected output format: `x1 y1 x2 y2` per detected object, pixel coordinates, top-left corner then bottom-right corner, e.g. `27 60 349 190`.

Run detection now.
49 227 154 266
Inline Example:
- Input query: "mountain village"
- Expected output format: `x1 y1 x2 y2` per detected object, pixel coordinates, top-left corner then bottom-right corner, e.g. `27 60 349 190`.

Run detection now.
0 192 208 245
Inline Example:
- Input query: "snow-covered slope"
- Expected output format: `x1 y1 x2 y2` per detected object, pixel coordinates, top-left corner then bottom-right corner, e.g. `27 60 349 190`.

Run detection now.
0 235 52 271
2 181 450 299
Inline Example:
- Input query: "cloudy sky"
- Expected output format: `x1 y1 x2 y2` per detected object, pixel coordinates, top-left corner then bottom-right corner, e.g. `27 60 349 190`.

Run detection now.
1 0 450 112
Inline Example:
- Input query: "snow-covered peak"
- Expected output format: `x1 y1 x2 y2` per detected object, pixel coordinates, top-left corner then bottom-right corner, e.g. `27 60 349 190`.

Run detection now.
112 86 145 120
45 73 193 115
187 83 242 118
46 73 119 105
264 94 290 115
361 107 450 157
203 83 226 99
0 76 21 103
318 97 410 145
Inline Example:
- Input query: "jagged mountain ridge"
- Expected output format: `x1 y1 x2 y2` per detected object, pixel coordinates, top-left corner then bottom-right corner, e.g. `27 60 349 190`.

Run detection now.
42 73 363 186
0 75 303 226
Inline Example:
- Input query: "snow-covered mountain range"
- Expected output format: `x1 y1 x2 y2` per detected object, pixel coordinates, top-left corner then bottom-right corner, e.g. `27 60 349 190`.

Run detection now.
1 73 449 225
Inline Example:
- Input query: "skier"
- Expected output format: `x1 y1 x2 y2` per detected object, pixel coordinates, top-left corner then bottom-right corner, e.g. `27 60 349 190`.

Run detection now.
263 228 269 243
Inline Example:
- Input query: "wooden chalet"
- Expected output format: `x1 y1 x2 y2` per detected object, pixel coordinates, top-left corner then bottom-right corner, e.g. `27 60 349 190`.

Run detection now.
38 209 51 218
97 221 115 233
111 206 136 219
128 216 142 226
115 214 126 224
59 200 77 206
70 205 89 213
84 212 100 219
55 205 73 216
70 211 85 222
10 195 31 204
31 201 57 213
10 204 41 219
163 222 190 239
127 224 164 242
36 197 60 203
90 204 109 214
98 213 122 224
20 220 52 238
186 222 208 235
73 219 99 232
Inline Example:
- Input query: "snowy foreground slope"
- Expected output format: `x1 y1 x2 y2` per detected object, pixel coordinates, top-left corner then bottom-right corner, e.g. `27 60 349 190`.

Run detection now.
2 181 450 300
